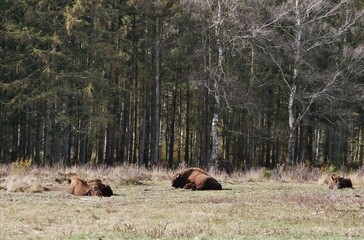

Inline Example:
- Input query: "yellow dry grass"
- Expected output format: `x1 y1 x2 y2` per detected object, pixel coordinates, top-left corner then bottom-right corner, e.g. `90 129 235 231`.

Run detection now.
0 164 363 239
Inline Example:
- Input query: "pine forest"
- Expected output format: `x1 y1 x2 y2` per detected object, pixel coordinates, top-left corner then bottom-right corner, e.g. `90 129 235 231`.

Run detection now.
1 0 364 170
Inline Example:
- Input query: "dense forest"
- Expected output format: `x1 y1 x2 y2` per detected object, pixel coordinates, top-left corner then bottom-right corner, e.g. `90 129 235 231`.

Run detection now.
1 0 364 170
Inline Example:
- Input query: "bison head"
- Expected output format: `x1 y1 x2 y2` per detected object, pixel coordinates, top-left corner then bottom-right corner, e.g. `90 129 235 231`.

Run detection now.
101 185 113 197
172 173 185 188
329 173 353 189
85 185 103 196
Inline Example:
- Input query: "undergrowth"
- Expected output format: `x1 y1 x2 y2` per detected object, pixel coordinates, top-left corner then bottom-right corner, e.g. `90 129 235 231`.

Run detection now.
0 162 363 193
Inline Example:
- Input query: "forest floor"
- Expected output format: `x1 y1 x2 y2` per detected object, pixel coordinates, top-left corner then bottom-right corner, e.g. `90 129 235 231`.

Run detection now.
0 165 364 239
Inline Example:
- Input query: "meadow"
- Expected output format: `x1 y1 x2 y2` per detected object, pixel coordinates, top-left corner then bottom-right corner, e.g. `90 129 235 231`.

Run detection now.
0 164 364 240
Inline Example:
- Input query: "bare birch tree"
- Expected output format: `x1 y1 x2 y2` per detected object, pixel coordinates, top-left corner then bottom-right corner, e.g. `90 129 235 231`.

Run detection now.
268 0 364 164
182 0 288 168
181 0 233 168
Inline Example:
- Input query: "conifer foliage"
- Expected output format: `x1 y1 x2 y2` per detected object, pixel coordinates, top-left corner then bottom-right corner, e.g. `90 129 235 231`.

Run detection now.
0 0 363 169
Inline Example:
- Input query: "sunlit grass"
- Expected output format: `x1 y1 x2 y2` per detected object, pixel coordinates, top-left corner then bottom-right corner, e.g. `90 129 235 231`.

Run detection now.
0 164 363 239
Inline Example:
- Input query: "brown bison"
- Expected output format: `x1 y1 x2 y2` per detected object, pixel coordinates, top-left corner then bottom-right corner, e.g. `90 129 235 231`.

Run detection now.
68 176 90 196
329 173 353 189
87 178 113 197
172 167 222 190
68 176 113 197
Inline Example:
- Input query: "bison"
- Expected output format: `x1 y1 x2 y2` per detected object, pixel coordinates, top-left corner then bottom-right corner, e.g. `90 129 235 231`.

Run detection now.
68 176 113 197
87 179 113 197
329 173 353 189
86 184 103 196
172 167 222 190
68 176 91 196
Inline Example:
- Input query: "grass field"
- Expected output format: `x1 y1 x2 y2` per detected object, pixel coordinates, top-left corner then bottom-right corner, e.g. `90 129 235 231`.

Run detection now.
0 165 364 239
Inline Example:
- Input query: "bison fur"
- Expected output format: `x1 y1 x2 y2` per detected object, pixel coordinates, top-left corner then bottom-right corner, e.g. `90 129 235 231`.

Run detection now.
68 176 113 197
172 167 222 190
329 173 353 189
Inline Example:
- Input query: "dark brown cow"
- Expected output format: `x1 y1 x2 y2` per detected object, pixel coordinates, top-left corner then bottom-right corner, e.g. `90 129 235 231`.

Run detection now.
172 167 222 190
329 173 353 189
68 177 113 197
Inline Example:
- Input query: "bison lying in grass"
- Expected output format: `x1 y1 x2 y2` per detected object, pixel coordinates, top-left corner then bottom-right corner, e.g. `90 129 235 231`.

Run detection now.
172 167 222 190
87 178 113 197
329 173 353 189
68 176 113 197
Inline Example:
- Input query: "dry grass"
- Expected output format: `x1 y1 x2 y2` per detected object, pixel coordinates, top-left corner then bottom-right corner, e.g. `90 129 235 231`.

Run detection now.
1 163 364 239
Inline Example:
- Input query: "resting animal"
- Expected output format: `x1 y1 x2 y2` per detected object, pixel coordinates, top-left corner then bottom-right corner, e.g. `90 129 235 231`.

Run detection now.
68 176 113 197
172 167 222 190
329 173 353 189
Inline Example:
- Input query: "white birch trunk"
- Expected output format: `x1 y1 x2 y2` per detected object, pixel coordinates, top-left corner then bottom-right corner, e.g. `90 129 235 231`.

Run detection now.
287 0 301 164
209 0 223 168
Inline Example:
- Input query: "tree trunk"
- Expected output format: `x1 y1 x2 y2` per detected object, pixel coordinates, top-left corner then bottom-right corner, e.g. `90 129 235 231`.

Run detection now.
53 101 61 165
35 107 42 164
184 87 190 165
97 128 105 164
201 87 209 167
307 125 314 164
131 11 138 165
63 127 70 166
168 88 177 168
193 124 200 167
150 16 161 165
105 122 115 165
209 0 223 169
139 88 147 166
26 106 34 160
287 0 301 164
265 110 272 168
44 103 52 165
210 95 220 168
79 119 88 165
